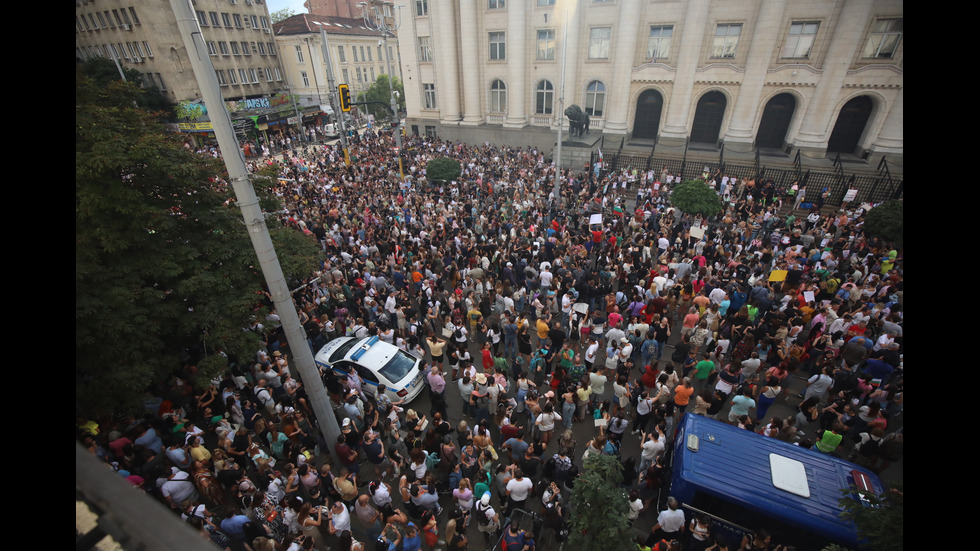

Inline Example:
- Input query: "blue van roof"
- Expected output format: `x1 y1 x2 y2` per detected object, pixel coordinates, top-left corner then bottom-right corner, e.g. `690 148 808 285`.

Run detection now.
673 415 883 547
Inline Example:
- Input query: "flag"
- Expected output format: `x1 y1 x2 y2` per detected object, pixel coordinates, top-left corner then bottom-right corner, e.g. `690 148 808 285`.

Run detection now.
598 148 604 162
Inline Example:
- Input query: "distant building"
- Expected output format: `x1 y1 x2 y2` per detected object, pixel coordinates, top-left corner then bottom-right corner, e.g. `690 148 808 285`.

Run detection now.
75 0 295 143
394 0 902 162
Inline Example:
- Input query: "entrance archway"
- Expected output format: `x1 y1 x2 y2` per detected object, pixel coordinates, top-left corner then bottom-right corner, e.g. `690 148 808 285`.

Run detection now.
690 91 726 144
827 96 873 155
756 93 796 149
632 89 664 140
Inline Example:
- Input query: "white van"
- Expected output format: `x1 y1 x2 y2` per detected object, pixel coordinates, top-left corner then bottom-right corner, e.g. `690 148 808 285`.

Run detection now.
315 336 426 404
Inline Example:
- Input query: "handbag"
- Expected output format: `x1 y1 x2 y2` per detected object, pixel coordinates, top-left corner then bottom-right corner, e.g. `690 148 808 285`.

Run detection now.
487 443 499 461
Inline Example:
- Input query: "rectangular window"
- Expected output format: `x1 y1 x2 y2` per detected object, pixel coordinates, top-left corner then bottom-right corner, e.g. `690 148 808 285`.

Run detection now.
155 73 166 91
104 11 115 28
338 45 346 62
88 14 99 30
370 67 375 81
228 69 237 84
143 42 153 58
537 0 555 5
366 47 372 61
588 27 611 59
489 31 506 60
234 14 243 28
489 0 504 8
266 67 274 81
342 68 350 84
378 45 384 61
219 41 229 55
536 29 555 60
127 43 138 59
231 42 240 55
134 42 145 58
425 125 436 138
353 47 359 62
96 12 107 28
360 46 366 61
112 9 123 27
275 67 282 81
712 23 742 58
250 15 259 28
268 43 276 56
210 12 220 27
239 69 249 84
216 69 227 85
250 68 258 83
207 41 217 56
863 18 902 59
128 7 140 25
357 67 362 83
418 36 432 62
302 71 310 87
295 45 304 63
261 17 270 30
118 43 129 60
389 46 394 61
782 21 818 59
258 42 266 55
222 13 231 27
647 25 673 60
121 9 132 25
423 83 437 109
416 0 428 16
197 10 209 25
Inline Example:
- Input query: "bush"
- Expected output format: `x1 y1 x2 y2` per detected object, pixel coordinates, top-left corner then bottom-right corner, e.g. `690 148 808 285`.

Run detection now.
426 157 461 183
670 179 722 217
863 200 903 246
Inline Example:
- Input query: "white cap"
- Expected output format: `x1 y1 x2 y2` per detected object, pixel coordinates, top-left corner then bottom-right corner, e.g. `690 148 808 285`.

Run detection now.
481 492 491 505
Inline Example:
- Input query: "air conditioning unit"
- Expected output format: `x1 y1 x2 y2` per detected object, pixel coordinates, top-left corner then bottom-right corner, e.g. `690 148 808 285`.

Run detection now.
245 0 253 5
133 56 142 63
263 27 270 34
122 23 131 31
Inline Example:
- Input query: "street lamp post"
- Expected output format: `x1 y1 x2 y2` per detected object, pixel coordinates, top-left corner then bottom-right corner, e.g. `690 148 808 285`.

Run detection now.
360 1 404 181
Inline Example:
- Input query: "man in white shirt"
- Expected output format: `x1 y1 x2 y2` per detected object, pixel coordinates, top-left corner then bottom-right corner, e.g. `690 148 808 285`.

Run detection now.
584 338 599 372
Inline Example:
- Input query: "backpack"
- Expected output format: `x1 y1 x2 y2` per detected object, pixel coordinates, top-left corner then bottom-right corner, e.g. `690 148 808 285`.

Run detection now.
476 501 493 525
859 437 881 458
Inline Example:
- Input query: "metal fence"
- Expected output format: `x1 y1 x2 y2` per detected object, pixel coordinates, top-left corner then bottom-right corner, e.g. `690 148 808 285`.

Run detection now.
591 151 903 207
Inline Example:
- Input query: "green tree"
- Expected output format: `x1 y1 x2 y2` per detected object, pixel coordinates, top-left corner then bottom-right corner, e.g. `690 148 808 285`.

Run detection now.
356 75 405 121
837 484 903 551
77 57 173 115
567 454 634 551
426 157 461 183
670 179 723 217
862 200 903 246
270 7 296 24
76 68 320 415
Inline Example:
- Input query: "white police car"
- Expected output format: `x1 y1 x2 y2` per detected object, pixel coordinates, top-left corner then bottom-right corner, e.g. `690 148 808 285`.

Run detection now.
315 336 426 404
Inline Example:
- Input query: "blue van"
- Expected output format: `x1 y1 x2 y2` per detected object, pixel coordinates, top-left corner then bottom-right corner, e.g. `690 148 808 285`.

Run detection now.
670 415 884 550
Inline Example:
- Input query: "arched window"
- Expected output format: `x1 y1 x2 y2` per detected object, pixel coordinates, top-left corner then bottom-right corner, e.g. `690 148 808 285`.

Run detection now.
585 80 605 117
489 79 507 113
535 80 554 115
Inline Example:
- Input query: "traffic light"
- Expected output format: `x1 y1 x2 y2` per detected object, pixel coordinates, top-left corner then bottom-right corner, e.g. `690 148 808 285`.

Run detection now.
338 84 351 112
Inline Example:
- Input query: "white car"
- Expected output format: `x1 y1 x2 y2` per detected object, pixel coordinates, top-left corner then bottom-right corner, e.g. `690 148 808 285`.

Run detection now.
315 336 426 404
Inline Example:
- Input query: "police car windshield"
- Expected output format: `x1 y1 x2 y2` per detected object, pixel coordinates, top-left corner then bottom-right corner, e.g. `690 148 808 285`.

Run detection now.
329 338 363 363
379 350 418 383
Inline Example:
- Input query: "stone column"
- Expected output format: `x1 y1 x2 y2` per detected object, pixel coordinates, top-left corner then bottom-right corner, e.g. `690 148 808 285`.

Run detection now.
459 0 482 125
724 0 786 147
659 0 710 144
432 0 461 123
602 0 642 135
794 0 875 156
871 87 903 153
504 0 526 128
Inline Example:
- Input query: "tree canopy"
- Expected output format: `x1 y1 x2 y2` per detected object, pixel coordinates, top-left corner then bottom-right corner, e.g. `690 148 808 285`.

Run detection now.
567 454 634 551
426 157 461 183
838 484 903 551
270 7 296 24
356 74 405 122
76 66 320 415
862 199 903 246
670 179 723 217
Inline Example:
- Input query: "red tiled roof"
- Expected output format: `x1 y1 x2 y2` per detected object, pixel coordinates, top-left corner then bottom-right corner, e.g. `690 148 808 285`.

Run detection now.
273 13 384 38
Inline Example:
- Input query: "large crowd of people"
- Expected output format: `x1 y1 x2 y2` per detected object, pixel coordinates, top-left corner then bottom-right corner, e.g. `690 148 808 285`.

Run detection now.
78 125 903 551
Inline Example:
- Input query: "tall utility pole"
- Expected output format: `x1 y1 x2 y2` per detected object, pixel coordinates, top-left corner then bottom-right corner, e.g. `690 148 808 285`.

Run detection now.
553 13 569 203
170 0 341 464
361 1 404 181
316 23 351 166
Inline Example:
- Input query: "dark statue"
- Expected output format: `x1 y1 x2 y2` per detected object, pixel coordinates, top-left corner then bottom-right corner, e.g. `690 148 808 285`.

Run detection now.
565 104 590 138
